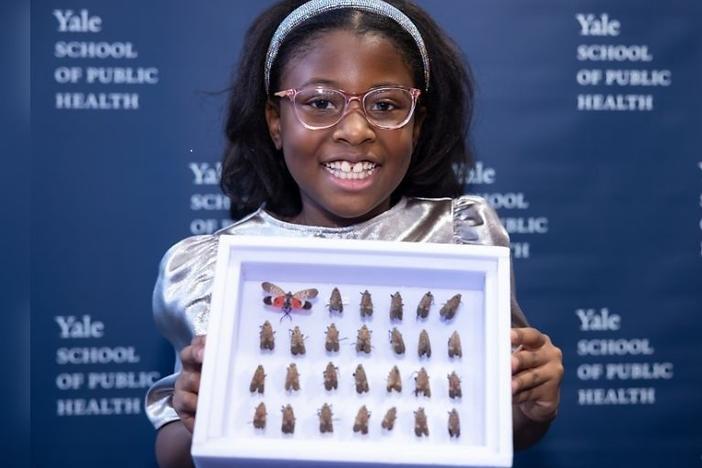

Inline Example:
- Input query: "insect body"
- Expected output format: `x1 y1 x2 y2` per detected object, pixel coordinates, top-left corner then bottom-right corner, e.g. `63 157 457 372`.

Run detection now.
285 363 300 391
360 290 373 317
325 323 340 352
259 320 275 350
414 367 431 397
416 291 433 319
448 330 462 358
389 292 403 321
252 402 266 429
249 365 265 394
448 409 460 438
281 404 295 434
418 329 431 358
414 407 429 437
389 327 405 354
353 364 369 393
262 282 318 320
439 293 462 321
323 362 338 391
448 371 462 399
290 326 306 355
318 403 334 433
355 325 372 353
386 365 402 393
328 287 343 315
381 407 397 430
353 405 371 434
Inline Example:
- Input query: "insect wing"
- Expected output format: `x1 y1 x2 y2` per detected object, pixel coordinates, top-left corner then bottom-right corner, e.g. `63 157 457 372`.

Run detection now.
262 281 286 296
293 288 319 301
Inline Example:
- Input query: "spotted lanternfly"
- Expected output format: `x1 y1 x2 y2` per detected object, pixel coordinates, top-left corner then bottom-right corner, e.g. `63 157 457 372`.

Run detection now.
249 365 265 394
414 407 429 437
389 292 403 321
448 371 462 399
360 290 373 317
416 291 433 319
325 323 340 352
290 326 306 355
448 409 460 438
323 362 338 391
259 320 275 351
381 407 397 431
448 330 462 358
353 405 371 434
389 327 405 354
355 325 372 353
386 365 402 393
353 364 369 394
285 363 300 391
318 403 333 434
252 402 266 429
418 329 432 358
328 287 343 315
262 282 318 321
439 293 462 321
414 367 431 397
281 404 295 434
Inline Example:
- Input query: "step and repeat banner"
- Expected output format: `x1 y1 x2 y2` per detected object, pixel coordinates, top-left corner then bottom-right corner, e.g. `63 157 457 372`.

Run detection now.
30 1 701 467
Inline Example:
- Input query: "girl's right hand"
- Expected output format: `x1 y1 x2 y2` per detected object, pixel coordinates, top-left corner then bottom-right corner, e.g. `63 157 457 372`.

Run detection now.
173 335 206 434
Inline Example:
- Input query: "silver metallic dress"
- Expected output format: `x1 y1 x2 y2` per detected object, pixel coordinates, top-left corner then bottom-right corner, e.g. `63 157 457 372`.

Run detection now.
145 195 527 429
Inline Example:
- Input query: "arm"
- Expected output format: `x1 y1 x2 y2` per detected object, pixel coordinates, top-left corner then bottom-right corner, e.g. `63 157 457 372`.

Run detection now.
156 421 195 468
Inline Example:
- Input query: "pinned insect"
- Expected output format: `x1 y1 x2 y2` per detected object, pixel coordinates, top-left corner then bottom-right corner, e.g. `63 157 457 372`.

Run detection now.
281 404 295 434
418 329 432 358
325 323 340 352
389 327 405 354
414 367 431 397
414 407 429 437
353 405 371 434
249 365 265 394
381 407 397 431
285 363 300 392
416 291 433 319
262 282 318 321
252 402 266 429
448 330 462 358
353 363 369 394
447 371 462 399
386 365 402 393
360 290 373 317
439 293 462 321
318 403 334 433
448 409 460 438
259 320 275 350
389 292 403 321
323 362 338 391
355 325 372 354
327 287 343 315
290 326 306 355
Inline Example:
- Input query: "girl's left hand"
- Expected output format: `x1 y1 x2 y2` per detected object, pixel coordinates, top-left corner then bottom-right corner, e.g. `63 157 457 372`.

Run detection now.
511 327 564 422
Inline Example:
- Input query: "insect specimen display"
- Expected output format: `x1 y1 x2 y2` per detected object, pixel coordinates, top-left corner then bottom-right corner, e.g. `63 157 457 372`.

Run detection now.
386 365 402 393
355 325 372 353
318 403 334 434
448 330 462 358
325 323 340 352
328 287 343 315
414 407 429 437
290 326 306 355
353 405 371 434
323 362 339 391
259 320 275 350
249 365 265 394
439 293 462 321
389 327 405 354
252 402 266 429
285 363 300 391
416 291 433 319
353 364 369 394
381 407 397 431
414 367 431 397
448 409 460 438
389 292 403 321
448 371 462 399
262 282 318 320
359 290 373 317
418 329 432 358
281 404 296 434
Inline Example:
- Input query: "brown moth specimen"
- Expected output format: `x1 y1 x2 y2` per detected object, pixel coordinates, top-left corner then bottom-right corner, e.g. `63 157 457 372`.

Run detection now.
353 363 369 393
439 293 462 320
360 290 373 317
381 407 397 431
414 367 431 397
416 291 433 319
414 407 429 437
353 405 371 434
259 320 275 350
249 365 265 394
355 325 372 353
386 365 402 393
323 362 338 391
325 323 340 352
281 404 295 434
290 326 306 355
448 409 461 438
389 291 403 321
318 403 334 433
447 371 462 399
252 402 267 429
418 329 432 358
448 330 462 358
285 363 300 391
389 327 405 354
328 287 343 315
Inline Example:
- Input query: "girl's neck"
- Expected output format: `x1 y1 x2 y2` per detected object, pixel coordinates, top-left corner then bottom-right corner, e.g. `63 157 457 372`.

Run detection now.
289 198 394 228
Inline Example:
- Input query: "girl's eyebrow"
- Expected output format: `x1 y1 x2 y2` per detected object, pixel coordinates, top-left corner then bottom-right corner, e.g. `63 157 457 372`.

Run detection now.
297 78 411 89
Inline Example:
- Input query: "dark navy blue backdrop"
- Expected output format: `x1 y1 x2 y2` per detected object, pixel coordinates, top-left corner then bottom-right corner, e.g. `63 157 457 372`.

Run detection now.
30 1 702 467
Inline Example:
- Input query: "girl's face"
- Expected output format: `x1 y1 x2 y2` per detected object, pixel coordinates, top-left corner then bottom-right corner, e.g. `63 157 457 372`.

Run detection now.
266 29 423 227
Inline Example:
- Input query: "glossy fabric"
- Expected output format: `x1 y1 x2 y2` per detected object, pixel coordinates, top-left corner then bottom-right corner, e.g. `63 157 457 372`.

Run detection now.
145 195 527 429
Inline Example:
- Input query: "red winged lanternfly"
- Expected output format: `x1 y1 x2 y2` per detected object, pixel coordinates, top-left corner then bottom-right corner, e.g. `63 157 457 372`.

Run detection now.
262 282 319 321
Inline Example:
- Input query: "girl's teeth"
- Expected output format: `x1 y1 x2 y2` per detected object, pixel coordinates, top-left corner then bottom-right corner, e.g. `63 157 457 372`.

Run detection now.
340 161 351 172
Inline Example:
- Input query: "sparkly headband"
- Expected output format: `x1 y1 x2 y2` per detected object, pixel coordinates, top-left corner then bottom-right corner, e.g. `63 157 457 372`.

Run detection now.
264 0 430 93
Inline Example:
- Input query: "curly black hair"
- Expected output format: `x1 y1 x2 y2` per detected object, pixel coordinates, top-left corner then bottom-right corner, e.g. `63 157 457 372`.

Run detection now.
220 0 475 219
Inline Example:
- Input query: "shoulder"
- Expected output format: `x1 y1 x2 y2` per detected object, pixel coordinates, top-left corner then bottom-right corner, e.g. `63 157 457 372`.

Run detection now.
451 195 510 247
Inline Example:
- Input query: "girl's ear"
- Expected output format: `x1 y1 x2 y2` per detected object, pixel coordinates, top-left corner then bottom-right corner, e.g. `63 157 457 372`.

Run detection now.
412 105 427 147
265 99 283 150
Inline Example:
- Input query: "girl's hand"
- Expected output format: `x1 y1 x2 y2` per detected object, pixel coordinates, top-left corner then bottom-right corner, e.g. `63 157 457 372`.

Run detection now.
173 335 206 434
511 327 563 422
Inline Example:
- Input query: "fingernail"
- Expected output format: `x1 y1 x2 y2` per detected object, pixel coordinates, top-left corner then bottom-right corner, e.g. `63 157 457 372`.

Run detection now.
197 348 204 361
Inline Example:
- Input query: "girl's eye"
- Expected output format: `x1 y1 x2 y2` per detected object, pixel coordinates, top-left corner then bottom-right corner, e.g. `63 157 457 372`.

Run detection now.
370 100 396 112
303 97 338 111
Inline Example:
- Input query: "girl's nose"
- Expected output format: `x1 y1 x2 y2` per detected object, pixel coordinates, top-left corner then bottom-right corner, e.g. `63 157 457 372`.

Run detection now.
332 103 376 145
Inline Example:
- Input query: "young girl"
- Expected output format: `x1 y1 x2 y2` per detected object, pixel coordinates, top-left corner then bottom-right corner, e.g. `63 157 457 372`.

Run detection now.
147 1 563 466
